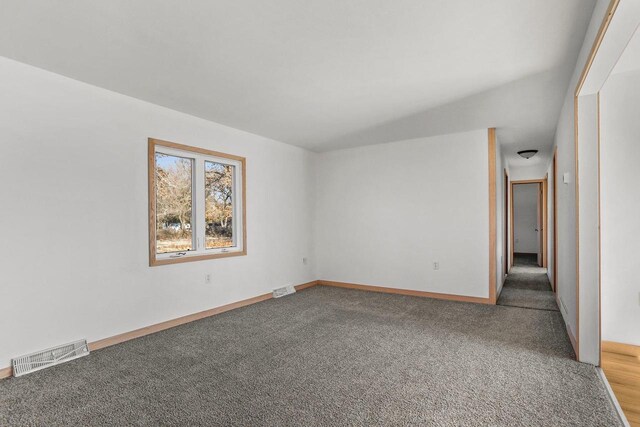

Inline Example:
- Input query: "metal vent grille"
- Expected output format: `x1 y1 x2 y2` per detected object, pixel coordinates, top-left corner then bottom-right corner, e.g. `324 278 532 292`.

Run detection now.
273 285 296 298
12 339 89 377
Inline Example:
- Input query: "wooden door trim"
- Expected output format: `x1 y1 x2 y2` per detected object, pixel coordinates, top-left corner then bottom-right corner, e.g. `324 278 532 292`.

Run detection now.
488 129 497 304
543 174 548 268
553 148 558 293
504 168 509 277
510 179 548 269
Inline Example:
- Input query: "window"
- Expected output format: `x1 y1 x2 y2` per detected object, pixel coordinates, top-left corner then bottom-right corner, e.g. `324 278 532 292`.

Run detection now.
148 138 246 266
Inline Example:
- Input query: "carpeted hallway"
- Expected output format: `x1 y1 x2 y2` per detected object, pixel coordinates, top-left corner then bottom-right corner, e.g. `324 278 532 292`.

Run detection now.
498 254 559 311
0 286 620 426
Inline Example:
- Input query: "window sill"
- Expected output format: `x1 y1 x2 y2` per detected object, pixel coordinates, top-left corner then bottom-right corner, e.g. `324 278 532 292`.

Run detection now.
150 250 246 267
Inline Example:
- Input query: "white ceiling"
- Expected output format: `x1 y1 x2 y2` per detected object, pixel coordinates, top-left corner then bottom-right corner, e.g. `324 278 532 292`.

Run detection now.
0 0 595 167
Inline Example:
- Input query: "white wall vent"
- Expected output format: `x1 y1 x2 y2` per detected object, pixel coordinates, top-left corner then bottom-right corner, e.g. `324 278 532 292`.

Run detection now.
273 285 296 298
12 339 89 377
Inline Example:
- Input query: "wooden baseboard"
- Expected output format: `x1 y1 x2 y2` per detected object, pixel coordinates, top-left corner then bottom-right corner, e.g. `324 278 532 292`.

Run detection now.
0 280 319 380
318 280 492 305
88 293 274 352
0 366 11 380
294 280 319 291
89 280 318 352
602 341 640 425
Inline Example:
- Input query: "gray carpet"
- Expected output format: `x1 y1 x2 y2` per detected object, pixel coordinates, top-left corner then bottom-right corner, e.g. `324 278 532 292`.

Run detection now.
0 286 620 426
498 254 560 311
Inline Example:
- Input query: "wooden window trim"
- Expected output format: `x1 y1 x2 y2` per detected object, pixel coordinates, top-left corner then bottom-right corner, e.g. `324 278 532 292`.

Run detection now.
148 138 247 266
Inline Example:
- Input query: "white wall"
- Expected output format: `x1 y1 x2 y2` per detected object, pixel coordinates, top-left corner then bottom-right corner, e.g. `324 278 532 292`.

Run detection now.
0 57 317 368
600 69 640 346
316 130 490 299
544 0 640 364
509 163 549 182
513 184 539 254
0 0 621 371
551 0 621 362
554 92 579 352
546 160 556 287
577 93 600 364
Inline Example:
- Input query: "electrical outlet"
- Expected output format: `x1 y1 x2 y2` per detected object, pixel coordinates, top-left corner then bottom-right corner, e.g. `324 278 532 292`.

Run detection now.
302 257 308 265
433 262 439 270
205 274 212 284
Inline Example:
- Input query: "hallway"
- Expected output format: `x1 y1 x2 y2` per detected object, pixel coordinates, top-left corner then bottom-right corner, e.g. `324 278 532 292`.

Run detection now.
498 254 558 312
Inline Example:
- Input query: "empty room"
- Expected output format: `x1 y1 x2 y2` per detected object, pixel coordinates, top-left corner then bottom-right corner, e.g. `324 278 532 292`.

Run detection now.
1 1 638 426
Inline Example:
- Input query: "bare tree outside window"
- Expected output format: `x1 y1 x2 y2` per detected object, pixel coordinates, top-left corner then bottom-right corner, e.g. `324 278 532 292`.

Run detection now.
205 161 234 248
155 153 193 253
149 139 245 266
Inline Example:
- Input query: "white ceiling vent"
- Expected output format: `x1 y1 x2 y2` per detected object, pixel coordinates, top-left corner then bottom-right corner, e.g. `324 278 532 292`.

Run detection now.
12 339 90 377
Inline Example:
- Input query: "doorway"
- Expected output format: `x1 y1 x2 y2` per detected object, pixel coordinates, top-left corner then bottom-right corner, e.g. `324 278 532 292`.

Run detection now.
499 178 554 311
510 180 547 269
595 21 640 424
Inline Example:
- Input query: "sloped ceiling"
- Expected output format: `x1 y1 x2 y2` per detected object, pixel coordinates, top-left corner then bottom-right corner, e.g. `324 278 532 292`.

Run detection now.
0 0 596 168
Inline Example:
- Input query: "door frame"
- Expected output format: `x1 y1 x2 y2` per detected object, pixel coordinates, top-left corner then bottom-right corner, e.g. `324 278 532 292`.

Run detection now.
573 0 621 364
510 179 548 268
552 148 558 292
542 174 548 268
504 168 509 277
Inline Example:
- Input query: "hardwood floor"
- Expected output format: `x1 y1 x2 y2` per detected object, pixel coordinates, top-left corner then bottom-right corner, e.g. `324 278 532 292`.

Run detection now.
602 341 640 426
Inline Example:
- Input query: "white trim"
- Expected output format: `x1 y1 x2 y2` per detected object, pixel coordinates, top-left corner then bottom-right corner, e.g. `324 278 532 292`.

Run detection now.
153 145 244 260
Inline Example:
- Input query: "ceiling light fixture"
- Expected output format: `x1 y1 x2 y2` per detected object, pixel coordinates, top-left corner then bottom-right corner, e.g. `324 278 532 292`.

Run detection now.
517 150 538 159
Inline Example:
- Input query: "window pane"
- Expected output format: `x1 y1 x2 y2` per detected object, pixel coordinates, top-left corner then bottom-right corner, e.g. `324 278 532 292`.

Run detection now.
205 161 234 249
155 153 194 253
